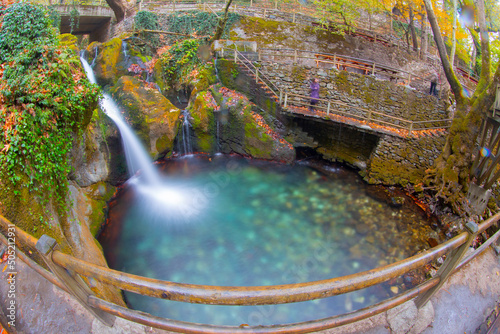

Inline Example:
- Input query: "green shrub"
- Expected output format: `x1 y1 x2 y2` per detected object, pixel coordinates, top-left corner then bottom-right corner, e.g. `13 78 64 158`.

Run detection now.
0 2 100 219
0 3 56 63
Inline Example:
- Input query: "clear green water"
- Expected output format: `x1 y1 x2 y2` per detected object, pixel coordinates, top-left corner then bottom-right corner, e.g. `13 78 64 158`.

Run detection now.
99 155 437 326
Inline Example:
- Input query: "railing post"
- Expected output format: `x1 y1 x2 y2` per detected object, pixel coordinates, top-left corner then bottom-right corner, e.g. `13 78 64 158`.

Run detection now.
250 0 252 7
408 73 412 85
415 221 480 309
293 12 296 23
333 54 337 68
35 235 115 327
327 101 330 116
284 92 288 108
255 68 259 83
221 47 224 58
264 8 267 17
234 49 237 62
275 0 278 10
294 50 297 63
367 110 372 123
408 122 413 136
258 50 261 62
372 62 376 75
279 90 283 105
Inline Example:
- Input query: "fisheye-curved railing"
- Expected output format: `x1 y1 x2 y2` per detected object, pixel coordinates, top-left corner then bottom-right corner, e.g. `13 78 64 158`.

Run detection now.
1 212 499 333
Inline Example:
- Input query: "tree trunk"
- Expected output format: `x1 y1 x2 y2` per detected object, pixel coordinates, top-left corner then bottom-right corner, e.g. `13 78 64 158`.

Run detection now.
469 29 482 77
209 0 234 44
105 0 130 23
409 6 418 52
450 0 457 69
420 11 428 59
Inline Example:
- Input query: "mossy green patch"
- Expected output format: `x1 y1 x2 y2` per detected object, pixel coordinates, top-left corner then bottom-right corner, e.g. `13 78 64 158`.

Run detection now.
58 33 79 55
111 76 181 158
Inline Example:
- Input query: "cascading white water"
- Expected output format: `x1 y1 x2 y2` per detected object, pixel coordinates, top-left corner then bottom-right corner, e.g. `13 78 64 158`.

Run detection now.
181 109 193 155
80 55 205 221
90 46 98 67
80 56 160 185
121 40 129 60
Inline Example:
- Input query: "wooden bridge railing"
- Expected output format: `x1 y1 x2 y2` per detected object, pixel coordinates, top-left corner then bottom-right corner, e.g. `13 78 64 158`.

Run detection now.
218 47 452 136
282 92 451 137
1 212 499 333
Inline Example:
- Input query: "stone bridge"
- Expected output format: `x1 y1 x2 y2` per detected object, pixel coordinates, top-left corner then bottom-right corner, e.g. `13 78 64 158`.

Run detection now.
53 4 114 42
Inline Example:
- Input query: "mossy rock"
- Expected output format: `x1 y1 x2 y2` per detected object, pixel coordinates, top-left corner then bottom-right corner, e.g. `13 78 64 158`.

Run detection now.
212 86 295 162
0 174 70 252
89 37 148 88
190 91 216 153
58 33 79 55
111 76 181 158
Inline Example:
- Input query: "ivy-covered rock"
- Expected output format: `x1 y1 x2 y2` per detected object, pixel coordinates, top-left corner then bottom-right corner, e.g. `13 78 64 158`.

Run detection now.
111 75 181 158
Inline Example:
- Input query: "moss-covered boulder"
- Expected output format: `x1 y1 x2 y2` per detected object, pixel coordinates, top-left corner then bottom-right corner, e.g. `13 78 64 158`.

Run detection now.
111 75 181 158
58 33 79 55
189 90 217 153
209 86 295 162
88 37 150 88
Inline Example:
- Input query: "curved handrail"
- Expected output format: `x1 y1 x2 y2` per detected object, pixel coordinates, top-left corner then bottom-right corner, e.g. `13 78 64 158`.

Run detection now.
51 232 467 305
0 212 499 332
87 277 440 334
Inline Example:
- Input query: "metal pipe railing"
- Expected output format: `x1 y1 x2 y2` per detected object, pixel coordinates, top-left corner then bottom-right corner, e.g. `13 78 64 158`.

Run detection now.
282 91 451 135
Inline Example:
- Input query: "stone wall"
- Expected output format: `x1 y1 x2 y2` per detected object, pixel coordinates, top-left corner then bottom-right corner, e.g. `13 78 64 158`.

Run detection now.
365 132 447 186
261 63 449 123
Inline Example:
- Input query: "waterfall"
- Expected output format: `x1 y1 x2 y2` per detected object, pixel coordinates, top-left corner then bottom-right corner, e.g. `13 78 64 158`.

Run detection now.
90 46 98 68
216 117 221 153
214 55 221 83
145 71 162 94
121 40 129 61
80 56 161 185
181 109 193 156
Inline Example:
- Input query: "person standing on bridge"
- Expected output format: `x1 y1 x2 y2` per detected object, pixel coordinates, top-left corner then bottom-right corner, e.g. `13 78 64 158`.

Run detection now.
309 78 320 112
429 70 438 96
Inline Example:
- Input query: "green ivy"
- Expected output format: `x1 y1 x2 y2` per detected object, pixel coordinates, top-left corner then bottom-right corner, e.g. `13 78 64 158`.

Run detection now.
0 3 57 63
135 11 160 49
160 10 241 43
69 6 80 34
135 10 159 30
0 3 100 219
160 38 216 91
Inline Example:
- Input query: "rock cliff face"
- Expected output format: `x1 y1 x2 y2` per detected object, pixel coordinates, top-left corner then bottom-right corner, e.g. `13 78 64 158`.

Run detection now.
187 85 295 162
111 75 181 159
